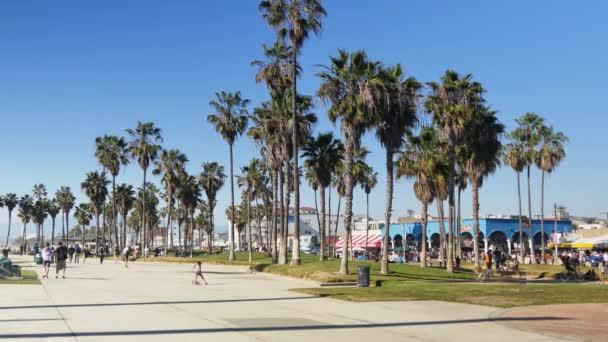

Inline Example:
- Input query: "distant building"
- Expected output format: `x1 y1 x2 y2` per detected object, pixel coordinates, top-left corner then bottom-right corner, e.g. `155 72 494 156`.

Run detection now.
383 218 573 255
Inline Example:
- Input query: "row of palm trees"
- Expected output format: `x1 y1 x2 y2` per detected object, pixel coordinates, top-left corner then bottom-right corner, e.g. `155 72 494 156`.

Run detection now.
503 113 567 263
204 0 568 274
3 1 568 275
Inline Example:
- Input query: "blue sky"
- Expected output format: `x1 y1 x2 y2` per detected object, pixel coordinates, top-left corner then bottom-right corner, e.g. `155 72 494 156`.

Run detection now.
1 1 606 239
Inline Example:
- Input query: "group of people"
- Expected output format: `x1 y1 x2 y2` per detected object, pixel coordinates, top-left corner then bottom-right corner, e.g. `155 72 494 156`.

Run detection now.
38 242 136 279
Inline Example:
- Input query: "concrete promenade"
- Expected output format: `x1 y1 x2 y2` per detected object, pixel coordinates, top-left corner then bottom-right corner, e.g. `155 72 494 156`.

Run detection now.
0 255 570 341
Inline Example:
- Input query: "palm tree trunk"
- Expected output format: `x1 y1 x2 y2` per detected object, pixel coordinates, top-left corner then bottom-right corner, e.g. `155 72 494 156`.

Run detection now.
381 147 394 274
51 218 56 246
472 181 481 266
283 163 290 264
95 211 100 255
102 205 106 250
365 191 369 257
208 202 214 254
335 195 341 258
540 170 546 264
123 214 127 248
328 187 332 258
229 143 235 262
319 185 326 261
420 201 428 267
142 168 147 255
446 137 456 273
314 188 321 229
190 210 194 258
65 211 69 244
5 212 12 247
457 187 462 259
166 197 173 255
255 197 263 250
21 223 26 255
247 192 253 263
271 170 278 264
436 200 446 266
279 170 287 265
82 222 86 248
61 210 65 244
527 165 535 262
112 176 119 251
517 171 524 261
340 130 355 275
291 50 301 266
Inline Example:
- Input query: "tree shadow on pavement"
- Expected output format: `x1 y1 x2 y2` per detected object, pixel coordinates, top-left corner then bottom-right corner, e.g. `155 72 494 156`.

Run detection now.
0 316 571 339
0 296 315 310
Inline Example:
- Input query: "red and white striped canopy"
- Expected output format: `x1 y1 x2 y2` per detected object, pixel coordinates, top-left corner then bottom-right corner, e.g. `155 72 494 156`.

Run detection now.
335 232 382 249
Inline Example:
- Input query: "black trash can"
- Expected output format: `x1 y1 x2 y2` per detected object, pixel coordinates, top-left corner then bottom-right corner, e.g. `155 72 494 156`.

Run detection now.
357 265 370 287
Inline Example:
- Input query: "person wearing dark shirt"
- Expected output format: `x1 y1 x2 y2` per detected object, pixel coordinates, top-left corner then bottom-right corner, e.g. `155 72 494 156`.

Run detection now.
55 242 69 279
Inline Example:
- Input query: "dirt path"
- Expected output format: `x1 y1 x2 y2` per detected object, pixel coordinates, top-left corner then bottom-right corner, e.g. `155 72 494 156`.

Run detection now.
498 303 608 341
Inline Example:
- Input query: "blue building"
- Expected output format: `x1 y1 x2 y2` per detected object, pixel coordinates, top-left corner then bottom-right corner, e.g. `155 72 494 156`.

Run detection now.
382 218 573 254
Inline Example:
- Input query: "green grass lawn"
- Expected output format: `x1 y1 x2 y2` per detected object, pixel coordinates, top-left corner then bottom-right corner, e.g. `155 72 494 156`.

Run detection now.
0 270 40 285
140 251 475 283
294 281 608 308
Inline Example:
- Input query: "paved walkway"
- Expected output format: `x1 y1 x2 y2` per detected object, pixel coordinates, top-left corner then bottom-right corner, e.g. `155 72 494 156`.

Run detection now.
0 255 572 341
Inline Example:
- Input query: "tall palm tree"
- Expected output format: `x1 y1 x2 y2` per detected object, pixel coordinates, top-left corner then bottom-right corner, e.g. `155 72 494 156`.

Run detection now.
74 203 93 247
276 91 317 264
95 135 129 249
56 186 75 244
3 193 18 247
18 195 34 255
252 40 298 97
462 107 504 266
249 101 284 263
126 122 163 253
426 70 485 273
31 184 47 244
361 168 377 256
317 49 383 274
81 171 109 253
302 132 343 261
115 184 136 248
176 173 200 257
32 184 47 201
32 199 48 245
512 113 544 258
260 0 326 266
375 64 421 274
207 91 249 261
47 199 61 245
536 125 567 263
238 159 264 262
504 138 526 259
199 162 226 254
397 126 443 268
153 149 188 254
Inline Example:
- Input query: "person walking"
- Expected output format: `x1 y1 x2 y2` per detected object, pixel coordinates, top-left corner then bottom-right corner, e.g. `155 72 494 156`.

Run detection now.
192 261 208 285
68 245 75 264
99 246 105 264
114 246 120 264
123 246 132 268
599 260 606 285
83 247 89 263
484 252 492 270
74 244 81 264
41 243 53 279
55 242 68 279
